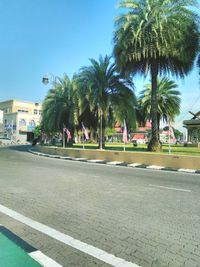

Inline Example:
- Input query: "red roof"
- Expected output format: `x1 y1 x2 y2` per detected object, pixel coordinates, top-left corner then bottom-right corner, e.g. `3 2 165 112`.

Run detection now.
132 134 145 140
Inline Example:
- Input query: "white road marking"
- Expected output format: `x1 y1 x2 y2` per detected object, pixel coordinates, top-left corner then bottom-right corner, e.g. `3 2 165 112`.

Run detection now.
149 184 191 192
178 168 196 173
127 163 141 167
29 251 62 267
107 161 122 165
147 165 164 170
0 204 140 267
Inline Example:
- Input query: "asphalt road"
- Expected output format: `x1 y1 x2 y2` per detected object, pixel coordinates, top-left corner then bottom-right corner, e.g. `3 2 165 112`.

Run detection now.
0 145 200 267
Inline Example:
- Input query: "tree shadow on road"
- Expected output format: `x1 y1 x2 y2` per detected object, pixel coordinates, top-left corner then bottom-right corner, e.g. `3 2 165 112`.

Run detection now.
8 145 31 153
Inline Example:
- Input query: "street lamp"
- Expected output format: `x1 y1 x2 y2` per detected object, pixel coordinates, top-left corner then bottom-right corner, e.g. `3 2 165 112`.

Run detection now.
42 73 58 85
42 73 59 143
42 75 49 85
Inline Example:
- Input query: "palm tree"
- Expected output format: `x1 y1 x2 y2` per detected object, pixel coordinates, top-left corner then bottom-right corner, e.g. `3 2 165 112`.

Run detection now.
138 77 181 131
73 73 99 142
114 0 199 151
41 74 78 137
76 55 136 148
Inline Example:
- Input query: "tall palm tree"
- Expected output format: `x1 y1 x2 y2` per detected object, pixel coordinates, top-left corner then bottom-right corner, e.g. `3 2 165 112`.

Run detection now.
73 73 99 141
41 74 78 136
114 0 199 151
76 55 136 148
138 77 181 131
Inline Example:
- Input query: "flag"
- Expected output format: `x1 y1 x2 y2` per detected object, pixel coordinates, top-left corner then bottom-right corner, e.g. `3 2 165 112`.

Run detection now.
168 119 176 143
63 125 71 139
82 122 89 140
122 120 128 143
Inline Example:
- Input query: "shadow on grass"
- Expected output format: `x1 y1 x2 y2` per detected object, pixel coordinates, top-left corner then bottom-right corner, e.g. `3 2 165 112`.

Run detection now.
73 144 148 152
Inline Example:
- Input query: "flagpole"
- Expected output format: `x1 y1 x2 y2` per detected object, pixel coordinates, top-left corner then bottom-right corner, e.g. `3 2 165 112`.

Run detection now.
100 110 103 150
123 119 127 152
63 129 65 148
168 118 171 154
169 133 171 154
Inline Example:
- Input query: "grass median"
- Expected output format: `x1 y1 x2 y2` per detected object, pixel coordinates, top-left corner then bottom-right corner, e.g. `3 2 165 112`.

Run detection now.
50 143 200 157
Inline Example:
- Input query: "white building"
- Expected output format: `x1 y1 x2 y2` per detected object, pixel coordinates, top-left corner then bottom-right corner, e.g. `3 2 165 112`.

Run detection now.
0 99 42 143
0 110 3 135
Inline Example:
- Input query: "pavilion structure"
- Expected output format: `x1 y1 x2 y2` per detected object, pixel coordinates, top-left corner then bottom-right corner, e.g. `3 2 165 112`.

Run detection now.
183 111 200 143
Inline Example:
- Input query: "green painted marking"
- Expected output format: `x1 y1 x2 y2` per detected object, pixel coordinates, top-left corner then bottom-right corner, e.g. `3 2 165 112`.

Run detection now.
0 233 42 267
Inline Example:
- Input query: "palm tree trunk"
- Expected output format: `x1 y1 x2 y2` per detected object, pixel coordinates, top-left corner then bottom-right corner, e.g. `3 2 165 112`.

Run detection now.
147 64 162 152
157 113 160 133
102 125 106 149
98 109 103 149
90 128 94 142
98 109 106 149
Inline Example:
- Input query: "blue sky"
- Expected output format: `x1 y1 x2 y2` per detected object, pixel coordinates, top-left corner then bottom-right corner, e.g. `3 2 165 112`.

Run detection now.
0 0 199 131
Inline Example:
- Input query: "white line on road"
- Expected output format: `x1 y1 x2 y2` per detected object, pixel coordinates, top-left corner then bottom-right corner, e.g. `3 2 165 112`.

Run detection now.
0 204 141 267
149 184 191 192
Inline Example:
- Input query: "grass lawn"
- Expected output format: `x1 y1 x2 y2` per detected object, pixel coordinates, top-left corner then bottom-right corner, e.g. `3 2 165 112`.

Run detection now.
71 143 200 156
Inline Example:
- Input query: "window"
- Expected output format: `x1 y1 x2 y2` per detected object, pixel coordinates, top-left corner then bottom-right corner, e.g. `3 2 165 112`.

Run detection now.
29 120 36 127
18 109 28 113
34 109 38 115
19 119 26 127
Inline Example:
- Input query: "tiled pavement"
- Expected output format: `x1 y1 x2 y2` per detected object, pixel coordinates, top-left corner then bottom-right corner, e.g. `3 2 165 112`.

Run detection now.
1 146 200 267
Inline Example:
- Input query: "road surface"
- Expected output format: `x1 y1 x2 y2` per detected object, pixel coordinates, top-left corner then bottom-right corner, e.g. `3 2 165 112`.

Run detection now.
0 145 200 267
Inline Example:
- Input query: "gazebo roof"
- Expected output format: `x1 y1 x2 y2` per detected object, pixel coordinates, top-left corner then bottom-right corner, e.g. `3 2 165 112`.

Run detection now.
183 119 200 126
183 111 200 127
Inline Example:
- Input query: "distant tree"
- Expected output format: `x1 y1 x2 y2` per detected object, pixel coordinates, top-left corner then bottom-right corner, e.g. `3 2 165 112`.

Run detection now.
41 74 78 136
163 126 183 140
33 125 42 138
138 77 181 131
105 127 116 137
76 55 136 148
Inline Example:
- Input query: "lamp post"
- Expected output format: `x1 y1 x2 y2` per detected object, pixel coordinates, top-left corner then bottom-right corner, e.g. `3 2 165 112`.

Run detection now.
42 73 59 144
42 73 58 85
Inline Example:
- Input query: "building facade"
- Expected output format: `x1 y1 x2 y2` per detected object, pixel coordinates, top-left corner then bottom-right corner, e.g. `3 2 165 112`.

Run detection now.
0 110 3 135
0 100 42 143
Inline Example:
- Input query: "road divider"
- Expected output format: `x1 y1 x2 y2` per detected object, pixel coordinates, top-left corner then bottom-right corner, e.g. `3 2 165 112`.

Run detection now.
29 147 200 175
35 145 200 171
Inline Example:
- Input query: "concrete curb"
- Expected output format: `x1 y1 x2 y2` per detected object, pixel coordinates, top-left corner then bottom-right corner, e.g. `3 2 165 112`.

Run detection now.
29 149 200 175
